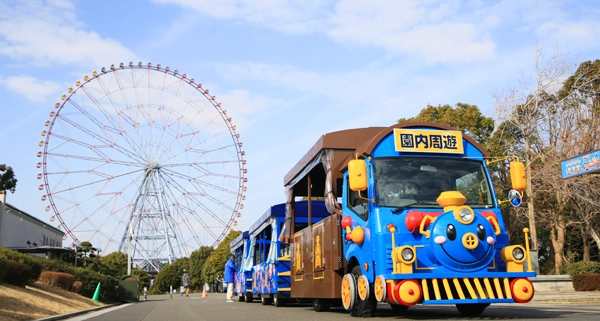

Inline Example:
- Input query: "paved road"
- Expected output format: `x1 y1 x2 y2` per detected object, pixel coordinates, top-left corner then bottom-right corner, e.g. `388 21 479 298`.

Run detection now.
60 291 600 321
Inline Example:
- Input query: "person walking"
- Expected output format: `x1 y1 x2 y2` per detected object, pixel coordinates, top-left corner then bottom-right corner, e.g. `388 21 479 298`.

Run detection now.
214 274 222 293
181 269 191 297
224 254 237 302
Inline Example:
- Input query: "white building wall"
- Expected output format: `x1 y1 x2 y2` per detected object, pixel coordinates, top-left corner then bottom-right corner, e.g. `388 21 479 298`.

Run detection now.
0 202 64 248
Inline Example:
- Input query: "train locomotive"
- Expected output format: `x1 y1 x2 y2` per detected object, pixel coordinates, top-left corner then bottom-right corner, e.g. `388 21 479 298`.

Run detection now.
233 122 535 317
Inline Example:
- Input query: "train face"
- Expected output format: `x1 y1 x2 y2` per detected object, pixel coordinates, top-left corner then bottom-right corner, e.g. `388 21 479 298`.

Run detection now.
342 126 535 315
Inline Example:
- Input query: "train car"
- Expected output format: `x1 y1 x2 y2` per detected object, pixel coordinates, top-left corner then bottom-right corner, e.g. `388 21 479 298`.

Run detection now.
277 122 535 317
243 200 330 306
230 230 250 300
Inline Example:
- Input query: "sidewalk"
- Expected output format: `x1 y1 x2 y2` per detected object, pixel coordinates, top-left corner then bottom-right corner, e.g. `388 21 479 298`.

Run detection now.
533 290 600 302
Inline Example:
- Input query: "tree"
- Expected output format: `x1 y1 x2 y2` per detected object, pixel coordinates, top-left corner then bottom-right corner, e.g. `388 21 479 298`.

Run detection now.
495 45 600 273
557 59 600 258
398 103 494 145
494 44 576 266
95 251 128 275
189 246 214 290
77 241 97 267
149 257 189 294
0 164 18 199
201 230 241 288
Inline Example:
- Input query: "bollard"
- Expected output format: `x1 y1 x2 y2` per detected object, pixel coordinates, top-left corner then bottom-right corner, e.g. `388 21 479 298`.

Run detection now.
144 287 147 301
170 285 172 299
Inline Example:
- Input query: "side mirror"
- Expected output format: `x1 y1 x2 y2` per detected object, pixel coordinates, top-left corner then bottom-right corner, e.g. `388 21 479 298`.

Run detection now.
509 161 527 191
348 159 368 191
508 189 522 207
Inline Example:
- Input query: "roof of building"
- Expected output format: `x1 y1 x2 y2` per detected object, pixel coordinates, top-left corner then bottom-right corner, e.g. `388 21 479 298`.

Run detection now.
3 202 64 235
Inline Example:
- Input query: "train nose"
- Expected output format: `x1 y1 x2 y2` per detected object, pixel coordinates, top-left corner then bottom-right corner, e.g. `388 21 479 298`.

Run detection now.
462 232 478 250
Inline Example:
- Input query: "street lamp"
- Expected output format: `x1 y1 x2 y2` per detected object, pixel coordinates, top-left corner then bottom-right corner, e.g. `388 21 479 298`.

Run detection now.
70 245 79 267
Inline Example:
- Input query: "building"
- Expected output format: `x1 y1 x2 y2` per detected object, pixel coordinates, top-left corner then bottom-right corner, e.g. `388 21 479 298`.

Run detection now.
0 200 67 259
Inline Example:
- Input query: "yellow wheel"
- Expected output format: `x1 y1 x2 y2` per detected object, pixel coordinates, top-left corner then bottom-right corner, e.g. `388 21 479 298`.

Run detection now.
341 273 356 310
357 275 370 301
374 275 386 302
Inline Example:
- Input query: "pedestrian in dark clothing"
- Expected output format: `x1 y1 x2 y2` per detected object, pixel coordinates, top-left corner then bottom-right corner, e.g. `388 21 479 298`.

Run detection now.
181 269 191 297
214 274 222 293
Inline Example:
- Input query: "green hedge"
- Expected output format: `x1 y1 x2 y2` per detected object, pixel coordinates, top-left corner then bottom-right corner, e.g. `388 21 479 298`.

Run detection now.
72 268 119 302
0 255 7 282
5 260 32 286
562 261 600 278
0 247 119 302
0 246 42 281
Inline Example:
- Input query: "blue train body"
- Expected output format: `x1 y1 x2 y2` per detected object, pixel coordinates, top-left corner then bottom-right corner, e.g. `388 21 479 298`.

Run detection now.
230 231 250 299
231 200 330 305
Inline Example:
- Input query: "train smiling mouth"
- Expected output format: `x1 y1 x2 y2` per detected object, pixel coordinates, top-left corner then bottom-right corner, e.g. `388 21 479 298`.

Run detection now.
441 243 492 264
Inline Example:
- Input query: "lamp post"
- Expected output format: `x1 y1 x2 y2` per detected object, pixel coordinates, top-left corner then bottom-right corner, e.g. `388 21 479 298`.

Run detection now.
127 220 133 275
71 245 78 267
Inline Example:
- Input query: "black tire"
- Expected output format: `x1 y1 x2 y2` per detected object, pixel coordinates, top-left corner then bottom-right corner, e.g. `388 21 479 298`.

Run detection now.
245 294 254 303
330 299 343 307
274 297 287 307
390 304 409 313
312 298 331 312
350 266 377 317
261 296 273 305
455 303 489 316
238 295 245 302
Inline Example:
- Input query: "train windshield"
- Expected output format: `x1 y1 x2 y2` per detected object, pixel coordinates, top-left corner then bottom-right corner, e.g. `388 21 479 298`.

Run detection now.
373 157 493 208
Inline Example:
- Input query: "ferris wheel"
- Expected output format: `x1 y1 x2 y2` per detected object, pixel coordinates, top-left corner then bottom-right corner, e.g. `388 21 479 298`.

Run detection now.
36 62 247 272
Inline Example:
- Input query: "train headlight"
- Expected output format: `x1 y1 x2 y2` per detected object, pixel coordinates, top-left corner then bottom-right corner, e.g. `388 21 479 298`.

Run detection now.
512 247 525 261
401 248 414 261
395 246 416 265
501 245 527 272
454 206 474 224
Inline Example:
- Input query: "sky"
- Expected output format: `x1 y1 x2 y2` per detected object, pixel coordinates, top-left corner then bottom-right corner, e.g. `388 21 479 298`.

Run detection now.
1 0 600 253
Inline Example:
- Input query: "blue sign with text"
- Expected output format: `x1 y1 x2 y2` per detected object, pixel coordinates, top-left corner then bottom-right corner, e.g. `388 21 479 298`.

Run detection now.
561 149 600 179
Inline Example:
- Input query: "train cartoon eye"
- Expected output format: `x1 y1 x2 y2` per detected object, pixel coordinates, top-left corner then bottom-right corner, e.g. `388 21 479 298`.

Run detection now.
477 224 486 240
446 224 456 241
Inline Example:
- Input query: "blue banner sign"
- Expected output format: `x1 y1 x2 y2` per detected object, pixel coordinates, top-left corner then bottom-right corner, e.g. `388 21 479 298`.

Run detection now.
561 149 600 179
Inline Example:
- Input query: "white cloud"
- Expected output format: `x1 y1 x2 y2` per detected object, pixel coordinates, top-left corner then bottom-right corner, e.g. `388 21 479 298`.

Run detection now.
152 0 498 63
536 20 600 51
0 0 137 68
0 75 61 103
328 0 496 63
216 89 280 131
151 0 332 33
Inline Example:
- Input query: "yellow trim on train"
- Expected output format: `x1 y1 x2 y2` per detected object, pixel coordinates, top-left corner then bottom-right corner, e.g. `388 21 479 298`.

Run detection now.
420 277 512 301
278 271 291 277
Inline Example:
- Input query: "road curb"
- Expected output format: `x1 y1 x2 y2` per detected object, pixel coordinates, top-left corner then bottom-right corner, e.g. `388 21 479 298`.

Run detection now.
34 302 122 321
